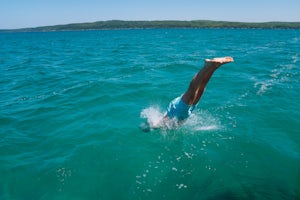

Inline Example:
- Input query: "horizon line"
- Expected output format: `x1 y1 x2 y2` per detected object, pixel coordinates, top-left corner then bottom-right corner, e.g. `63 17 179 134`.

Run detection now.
2 19 300 31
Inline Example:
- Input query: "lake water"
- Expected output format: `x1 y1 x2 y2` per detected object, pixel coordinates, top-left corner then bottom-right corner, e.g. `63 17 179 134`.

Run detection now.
0 28 299 199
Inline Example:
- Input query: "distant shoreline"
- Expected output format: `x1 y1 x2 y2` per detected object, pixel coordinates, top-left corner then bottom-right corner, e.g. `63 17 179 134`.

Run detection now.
1 20 300 32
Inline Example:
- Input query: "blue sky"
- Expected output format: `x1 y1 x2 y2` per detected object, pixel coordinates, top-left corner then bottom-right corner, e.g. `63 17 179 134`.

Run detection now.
1 0 300 29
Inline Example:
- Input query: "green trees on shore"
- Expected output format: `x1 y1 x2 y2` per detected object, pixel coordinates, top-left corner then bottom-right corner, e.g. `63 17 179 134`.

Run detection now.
3 20 300 32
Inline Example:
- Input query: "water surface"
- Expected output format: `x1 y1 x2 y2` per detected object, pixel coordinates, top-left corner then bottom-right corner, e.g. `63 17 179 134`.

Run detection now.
0 29 299 199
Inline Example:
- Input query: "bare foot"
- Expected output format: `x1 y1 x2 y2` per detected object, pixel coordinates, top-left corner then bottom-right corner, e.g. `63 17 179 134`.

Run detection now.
205 56 234 68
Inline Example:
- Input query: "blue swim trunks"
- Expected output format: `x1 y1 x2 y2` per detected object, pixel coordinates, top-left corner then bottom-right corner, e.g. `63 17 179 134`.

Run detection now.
166 96 195 121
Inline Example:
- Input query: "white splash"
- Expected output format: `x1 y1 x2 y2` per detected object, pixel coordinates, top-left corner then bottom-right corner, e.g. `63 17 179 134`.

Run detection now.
184 112 221 132
194 125 218 131
140 106 165 130
140 106 221 132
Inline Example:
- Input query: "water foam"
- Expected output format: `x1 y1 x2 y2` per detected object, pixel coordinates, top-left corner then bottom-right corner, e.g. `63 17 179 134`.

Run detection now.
184 111 221 132
140 106 221 132
140 106 165 130
254 58 297 95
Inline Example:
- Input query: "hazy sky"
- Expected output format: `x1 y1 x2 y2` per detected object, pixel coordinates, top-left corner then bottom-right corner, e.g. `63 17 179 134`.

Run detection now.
1 0 300 29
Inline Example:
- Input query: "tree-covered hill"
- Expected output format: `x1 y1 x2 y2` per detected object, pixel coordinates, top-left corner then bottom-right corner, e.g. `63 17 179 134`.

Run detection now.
2 20 300 32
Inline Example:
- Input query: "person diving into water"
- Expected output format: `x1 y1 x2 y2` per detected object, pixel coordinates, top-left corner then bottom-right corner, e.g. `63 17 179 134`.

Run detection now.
165 56 234 120
141 56 233 131
142 57 234 130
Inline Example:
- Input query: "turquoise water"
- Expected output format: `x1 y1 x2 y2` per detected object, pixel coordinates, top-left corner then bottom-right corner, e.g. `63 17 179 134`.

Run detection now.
0 29 299 199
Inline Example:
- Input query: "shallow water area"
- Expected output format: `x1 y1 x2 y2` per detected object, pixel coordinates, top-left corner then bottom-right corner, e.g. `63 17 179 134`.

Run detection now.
0 29 300 199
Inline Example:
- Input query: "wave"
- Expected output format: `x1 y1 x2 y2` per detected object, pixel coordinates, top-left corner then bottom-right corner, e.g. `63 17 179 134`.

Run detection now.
291 53 298 64
254 54 298 95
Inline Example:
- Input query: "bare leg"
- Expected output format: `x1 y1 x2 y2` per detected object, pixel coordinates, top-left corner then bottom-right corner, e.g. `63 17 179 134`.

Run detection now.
182 57 234 105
